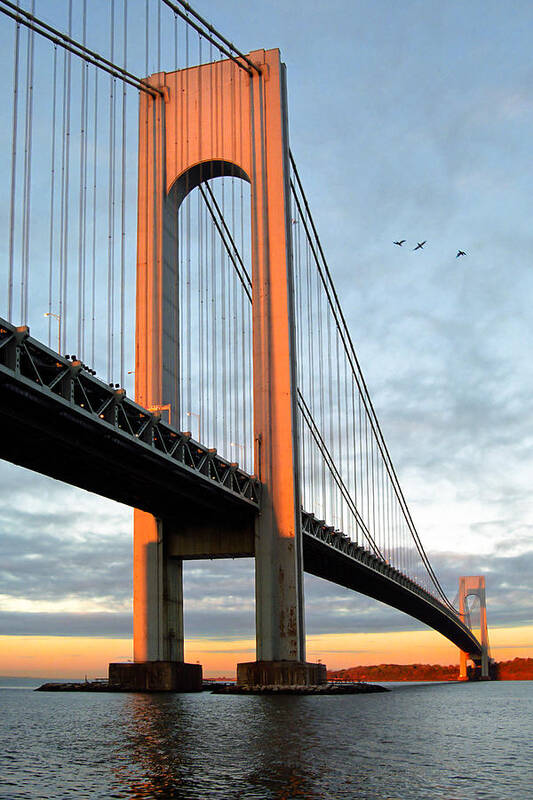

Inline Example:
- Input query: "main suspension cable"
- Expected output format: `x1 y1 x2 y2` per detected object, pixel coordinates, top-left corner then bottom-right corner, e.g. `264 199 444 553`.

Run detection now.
290 151 456 611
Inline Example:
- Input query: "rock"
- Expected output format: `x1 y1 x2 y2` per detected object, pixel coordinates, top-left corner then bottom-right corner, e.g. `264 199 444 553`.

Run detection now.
210 682 388 695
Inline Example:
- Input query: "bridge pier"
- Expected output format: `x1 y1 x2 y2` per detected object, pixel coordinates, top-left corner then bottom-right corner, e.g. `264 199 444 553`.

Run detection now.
236 509 326 688
109 510 202 691
132 510 183 664
459 650 468 680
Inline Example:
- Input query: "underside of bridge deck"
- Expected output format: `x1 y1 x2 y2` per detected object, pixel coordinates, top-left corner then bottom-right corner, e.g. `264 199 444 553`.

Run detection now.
0 366 256 530
303 534 482 658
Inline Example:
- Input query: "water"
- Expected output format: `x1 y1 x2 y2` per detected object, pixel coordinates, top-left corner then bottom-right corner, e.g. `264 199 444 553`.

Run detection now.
1 680 531 799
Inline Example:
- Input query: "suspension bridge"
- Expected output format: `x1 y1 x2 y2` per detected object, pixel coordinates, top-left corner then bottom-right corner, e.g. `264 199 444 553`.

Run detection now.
0 0 490 689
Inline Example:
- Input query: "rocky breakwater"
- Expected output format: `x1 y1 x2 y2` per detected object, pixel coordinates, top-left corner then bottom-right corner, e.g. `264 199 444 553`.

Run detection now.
211 681 388 695
36 681 121 692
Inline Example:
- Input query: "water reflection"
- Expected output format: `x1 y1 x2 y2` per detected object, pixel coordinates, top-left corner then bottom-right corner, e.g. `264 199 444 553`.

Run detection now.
113 694 192 798
238 697 323 799
110 692 414 800
110 693 346 799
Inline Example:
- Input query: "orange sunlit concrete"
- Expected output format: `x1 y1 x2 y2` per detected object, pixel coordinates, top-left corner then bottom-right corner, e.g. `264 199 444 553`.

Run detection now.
1 626 531 679
135 48 311 679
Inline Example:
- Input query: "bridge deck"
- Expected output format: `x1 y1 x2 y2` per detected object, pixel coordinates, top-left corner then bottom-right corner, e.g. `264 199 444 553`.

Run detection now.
0 317 481 660
0 319 258 522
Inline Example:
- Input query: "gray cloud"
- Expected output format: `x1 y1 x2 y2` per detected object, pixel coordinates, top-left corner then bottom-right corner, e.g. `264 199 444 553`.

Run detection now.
0 491 132 608
2 534 531 639
0 612 133 638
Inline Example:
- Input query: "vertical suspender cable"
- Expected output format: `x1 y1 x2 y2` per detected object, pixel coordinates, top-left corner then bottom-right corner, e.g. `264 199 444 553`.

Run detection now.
185 21 191 427
107 0 116 383
220 198 227 453
388 476 393 566
364 408 370 542
198 35 204 439
173 11 180 422
318 251 325 518
306 226 315 514
380 457 385 560
351 378 358 541
344 355 351 534
197 190 203 437
91 68 98 367
186 190 192 426
232 186 239 457
81 50 89 358
21 0 34 324
174 10 180 417
381 453 385 558
295 206 304 497
8 16 20 321
210 184 215 447
209 60 215 447
77 0 87 358
295 208 304 500
335 331 342 529
63 0 73 352
59 46 66 348
59 2 72 354
120 0 127 387
326 302 333 523
358 393 363 543
157 0 161 73
231 175 236 460
145 0 149 76
48 45 58 347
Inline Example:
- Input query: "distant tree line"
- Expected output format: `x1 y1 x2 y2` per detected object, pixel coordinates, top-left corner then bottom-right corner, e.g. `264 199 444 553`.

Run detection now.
328 657 533 682
492 657 533 680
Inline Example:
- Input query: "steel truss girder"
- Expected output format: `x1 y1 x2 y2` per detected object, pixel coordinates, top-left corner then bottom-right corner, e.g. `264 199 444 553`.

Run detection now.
0 317 259 508
301 511 482 657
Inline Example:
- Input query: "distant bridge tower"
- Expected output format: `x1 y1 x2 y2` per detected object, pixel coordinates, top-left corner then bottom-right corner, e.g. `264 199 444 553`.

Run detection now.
458 575 489 680
131 49 325 689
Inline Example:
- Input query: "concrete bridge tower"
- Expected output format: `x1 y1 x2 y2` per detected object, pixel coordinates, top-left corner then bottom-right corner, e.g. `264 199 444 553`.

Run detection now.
458 575 489 680
121 49 325 689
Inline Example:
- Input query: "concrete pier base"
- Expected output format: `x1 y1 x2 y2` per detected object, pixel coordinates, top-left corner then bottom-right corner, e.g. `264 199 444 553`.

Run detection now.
109 661 202 692
237 660 327 688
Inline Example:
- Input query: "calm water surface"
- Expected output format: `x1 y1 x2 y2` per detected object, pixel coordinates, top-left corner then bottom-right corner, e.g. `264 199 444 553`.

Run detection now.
1 680 531 799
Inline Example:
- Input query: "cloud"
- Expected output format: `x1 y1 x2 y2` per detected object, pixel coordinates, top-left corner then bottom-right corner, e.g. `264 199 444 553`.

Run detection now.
0 612 132 638
2 526 531 639
1 459 531 641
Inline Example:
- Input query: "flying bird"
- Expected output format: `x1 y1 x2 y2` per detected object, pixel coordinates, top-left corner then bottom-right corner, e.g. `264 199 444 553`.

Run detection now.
413 241 426 251
393 240 406 247
456 250 467 258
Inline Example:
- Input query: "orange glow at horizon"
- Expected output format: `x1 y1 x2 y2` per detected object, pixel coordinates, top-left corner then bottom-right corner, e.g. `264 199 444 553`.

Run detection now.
1 625 532 679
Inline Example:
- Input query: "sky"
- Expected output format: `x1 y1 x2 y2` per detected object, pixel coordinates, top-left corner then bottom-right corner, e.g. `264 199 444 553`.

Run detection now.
1 0 533 677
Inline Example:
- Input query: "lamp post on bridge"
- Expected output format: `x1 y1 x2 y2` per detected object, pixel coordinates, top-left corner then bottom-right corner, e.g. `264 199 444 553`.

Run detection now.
148 403 172 425
43 312 61 353
185 410 201 440
230 441 244 464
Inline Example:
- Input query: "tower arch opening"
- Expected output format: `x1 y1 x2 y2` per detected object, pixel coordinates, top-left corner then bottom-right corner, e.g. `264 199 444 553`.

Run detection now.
175 171 253 472
171 160 250 209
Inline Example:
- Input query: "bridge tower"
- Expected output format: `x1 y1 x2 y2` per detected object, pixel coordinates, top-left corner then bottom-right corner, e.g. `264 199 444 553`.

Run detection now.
128 49 325 689
458 575 489 680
